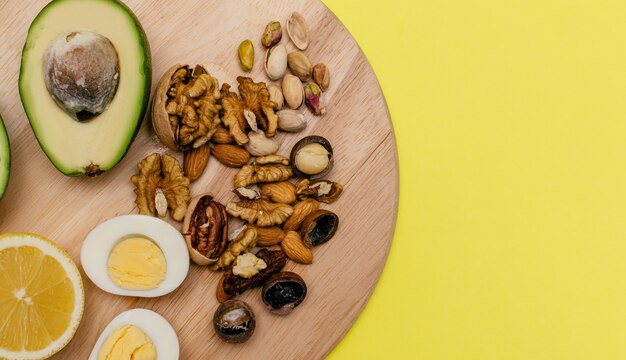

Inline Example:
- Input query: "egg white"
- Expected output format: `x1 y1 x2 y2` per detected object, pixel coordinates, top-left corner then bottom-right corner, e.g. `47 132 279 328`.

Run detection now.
88 308 179 360
81 215 189 297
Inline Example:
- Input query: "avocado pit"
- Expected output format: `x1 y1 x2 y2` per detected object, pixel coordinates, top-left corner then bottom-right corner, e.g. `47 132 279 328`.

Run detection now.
43 31 119 121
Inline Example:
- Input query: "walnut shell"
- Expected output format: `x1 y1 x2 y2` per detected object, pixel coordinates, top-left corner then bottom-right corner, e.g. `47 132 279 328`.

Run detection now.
182 192 229 265
152 63 229 151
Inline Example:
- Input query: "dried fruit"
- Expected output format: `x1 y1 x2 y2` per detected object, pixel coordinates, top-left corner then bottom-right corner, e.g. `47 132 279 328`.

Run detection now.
211 144 250 168
234 164 293 188
131 153 190 222
221 249 287 299
152 64 222 151
183 144 210 182
282 199 320 231
304 82 326 116
264 44 288 81
277 109 307 132
268 84 284 110
296 179 343 203
255 154 290 166
252 226 286 246
262 21 283 48
213 300 255 343
232 252 267 278
262 271 307 315
181 193 228 265
312 63 330 92
210 225 257 270
220 83 249 145
238 40 254 72
226 198 293 227
238 77 279 137
216 276 232 303
288 51 312 82
282 74 303 109
287 12 310 50
290 135 334 178
300 209 339 247
245 131 280 156
211 125 235 144
261 181 297 204
281 231 313 264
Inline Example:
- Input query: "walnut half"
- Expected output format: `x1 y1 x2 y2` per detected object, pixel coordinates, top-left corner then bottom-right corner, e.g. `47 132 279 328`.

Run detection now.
131 153 191 221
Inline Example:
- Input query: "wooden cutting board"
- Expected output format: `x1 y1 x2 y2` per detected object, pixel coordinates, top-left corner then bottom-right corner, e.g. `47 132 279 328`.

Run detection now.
0 0 398 358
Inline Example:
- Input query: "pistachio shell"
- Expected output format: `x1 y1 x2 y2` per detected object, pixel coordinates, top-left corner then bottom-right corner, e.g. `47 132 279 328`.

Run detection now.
287 12 310 51
268 85 284 110
277 110 307 132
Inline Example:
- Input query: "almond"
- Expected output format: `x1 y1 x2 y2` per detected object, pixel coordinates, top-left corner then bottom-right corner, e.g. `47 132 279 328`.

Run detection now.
183 144 210 182
211 126 235 144
211 144 251 168
283 199 320 231
253 226 286 246
261 181 297 204
281 231 313 264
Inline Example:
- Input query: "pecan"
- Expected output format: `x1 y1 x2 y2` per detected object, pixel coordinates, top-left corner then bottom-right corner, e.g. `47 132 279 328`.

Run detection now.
182 193 228 266
220 249 287 299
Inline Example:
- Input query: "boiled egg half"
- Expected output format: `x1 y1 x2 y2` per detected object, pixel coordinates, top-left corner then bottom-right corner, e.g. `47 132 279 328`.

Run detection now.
88 308 179 360
81 215 189 297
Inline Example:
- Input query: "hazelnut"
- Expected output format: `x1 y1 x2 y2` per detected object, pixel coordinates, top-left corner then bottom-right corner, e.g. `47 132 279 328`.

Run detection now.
290 136 334 178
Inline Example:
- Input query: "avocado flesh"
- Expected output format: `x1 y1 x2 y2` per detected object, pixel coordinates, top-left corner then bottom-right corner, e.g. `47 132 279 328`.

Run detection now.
19 0 151 176
0 115 9 200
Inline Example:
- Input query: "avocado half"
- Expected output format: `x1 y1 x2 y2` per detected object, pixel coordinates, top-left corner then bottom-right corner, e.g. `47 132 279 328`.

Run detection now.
0 115 10 200
19 0 151 176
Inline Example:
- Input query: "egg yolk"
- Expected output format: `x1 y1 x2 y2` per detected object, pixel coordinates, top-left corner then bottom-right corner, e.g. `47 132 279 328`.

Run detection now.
97 325 157 360
107 237 166 290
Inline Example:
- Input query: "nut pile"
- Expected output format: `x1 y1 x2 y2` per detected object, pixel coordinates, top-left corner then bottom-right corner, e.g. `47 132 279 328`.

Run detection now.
131 12 343 344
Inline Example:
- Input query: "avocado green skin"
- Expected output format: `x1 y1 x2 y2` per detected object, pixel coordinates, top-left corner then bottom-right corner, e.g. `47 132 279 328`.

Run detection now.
0 115 9 200
18 0 152 177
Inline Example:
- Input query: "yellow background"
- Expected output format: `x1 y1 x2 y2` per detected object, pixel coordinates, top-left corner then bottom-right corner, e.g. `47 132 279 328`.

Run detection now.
324 0 626 359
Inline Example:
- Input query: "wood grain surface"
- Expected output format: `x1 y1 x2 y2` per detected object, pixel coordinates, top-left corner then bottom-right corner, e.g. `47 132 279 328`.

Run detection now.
0 0 398 358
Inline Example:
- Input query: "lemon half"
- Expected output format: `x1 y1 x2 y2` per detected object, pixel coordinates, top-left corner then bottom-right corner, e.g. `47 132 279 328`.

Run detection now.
0 233 84 359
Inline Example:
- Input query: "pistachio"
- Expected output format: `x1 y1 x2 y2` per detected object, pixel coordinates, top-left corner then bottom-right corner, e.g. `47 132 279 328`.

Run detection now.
287 12 310 51
312 63 330 92
245 131 280 156
277 110 307 132
238 40 254 72
287 51 312 82
262 21 283 48
268 84 284 110
282 74 303 109
304 82 326 116
264 44 288 81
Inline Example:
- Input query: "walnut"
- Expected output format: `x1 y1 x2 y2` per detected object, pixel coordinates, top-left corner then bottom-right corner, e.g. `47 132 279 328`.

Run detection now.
131 153 190 221
220 83 249 145
163 65 222 150
210 226 258 270
220 249 287 299
232 253 267 278
234 164 293 188
295 179 344 203
237 77 278 137
226 198 293 227
255 154 289 166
